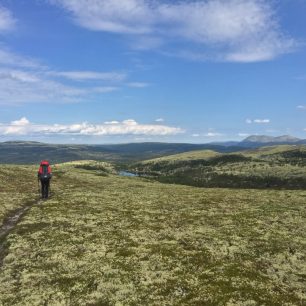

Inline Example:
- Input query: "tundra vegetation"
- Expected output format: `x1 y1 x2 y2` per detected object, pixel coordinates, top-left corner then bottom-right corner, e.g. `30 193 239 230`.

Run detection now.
130 145 306 189
0 157 306 305
0 165 37 225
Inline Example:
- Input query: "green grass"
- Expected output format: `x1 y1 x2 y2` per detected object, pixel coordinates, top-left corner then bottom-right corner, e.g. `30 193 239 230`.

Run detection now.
1 164 306 305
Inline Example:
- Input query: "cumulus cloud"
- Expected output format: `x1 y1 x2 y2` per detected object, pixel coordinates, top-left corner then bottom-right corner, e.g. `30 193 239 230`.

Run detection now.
0 117 184 136
11 117 30 125
246 118 270 124
0 6 16 32
3 117 31 135
51 0 297 62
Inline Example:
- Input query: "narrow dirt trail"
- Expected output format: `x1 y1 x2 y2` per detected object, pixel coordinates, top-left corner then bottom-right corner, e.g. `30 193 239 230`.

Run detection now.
0 198 42 266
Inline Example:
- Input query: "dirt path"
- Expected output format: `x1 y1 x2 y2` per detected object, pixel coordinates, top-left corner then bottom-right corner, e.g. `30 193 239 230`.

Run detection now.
0 198 42 266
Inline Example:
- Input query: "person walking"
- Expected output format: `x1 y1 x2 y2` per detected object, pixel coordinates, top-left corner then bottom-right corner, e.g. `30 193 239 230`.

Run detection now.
38 160 52 199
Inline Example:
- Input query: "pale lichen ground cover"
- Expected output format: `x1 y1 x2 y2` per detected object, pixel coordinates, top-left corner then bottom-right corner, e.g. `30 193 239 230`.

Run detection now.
0 164 306 305
0 165 38 225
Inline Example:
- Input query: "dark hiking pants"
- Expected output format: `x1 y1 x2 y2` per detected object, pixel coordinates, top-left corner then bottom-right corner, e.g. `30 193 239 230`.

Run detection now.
40 179 50 199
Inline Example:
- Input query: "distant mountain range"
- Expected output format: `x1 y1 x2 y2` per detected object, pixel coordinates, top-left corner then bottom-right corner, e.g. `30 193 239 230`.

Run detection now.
239 135 306 147
0 135 305 164
242 135 301 143
212 135 306 147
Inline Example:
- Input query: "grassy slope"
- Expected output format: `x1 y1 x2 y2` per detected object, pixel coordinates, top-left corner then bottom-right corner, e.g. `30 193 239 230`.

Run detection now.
142 149 221 163
0 165 38 225
0 164 306 305
131 145 306 189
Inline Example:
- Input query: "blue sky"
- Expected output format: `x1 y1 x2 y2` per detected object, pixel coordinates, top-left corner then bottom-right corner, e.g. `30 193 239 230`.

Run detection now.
0 0 305 144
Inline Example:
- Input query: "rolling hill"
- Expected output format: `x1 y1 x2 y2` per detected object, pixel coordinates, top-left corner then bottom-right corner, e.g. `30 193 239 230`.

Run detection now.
130 145 306 189
0 141 244 164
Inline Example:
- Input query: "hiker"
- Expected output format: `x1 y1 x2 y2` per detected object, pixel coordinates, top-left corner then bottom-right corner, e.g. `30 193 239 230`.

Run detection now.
38 160 52 199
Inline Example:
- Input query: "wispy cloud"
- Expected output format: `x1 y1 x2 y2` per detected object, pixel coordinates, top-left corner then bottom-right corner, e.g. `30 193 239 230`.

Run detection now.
0 5 146 105
0 48 44 68
51 0 297 62
0 117 184 136
0 55 135 105
127 82 149 88
0 67 120 105
246 118 270 124
155 118 164 122
49 71 126 81
297 105 306 110
0 6 16 32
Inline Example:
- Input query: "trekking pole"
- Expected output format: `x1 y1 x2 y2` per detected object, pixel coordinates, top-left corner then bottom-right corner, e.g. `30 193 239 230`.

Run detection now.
37 177 40 195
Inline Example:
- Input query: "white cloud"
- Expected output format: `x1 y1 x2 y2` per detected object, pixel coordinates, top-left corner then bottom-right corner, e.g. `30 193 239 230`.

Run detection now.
104 121 120 125
50 0 154 34
0 48 43 68
0 69 89 104
0 69 40 82
155 118 164 122
0 66 130 104
0 6 16 32
3 117 31 135
0 5 145 105
0 118 184 136
127 82 149 88
51 0 296 62
297 105 306 110
11 117 30 126
192 134 200 137
238 133 250 137
246 118 270 124
49 71 126 81
204 132 222 137
253 119 270 124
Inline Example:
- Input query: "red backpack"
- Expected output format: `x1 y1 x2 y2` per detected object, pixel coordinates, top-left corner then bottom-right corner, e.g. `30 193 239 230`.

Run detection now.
38 160 52 180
